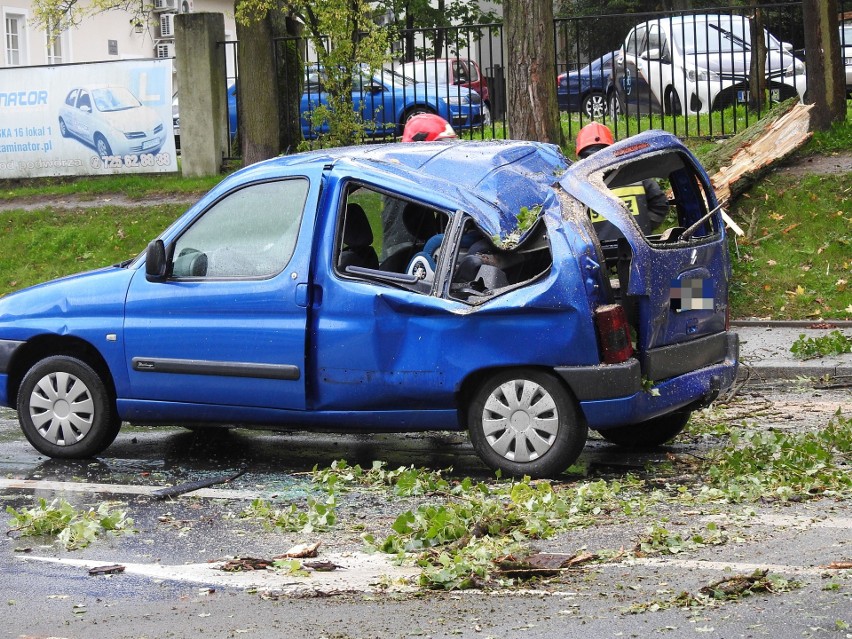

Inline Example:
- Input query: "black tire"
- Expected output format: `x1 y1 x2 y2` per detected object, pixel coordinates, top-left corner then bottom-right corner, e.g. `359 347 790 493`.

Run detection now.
582 92 607 119
665 88 682 116
17 356 120 458
95 135 112 157
598 410 691 449
398 106 436 134
608 92 622 120
58 117 69 138
468 369 587 478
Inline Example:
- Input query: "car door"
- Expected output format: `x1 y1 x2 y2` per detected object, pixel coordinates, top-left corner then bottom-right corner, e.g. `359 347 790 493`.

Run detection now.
73 89 95 144
122 176 319 412
618 25 660 115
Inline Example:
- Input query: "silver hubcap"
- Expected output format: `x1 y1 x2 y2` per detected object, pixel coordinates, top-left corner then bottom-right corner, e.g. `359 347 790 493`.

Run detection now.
481 380 559 463
586 95 606 119
29 372 94 446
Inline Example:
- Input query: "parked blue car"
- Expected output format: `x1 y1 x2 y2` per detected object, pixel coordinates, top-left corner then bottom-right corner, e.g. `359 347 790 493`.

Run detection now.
225 66 486 141
0 133 738 477
557 51 616 118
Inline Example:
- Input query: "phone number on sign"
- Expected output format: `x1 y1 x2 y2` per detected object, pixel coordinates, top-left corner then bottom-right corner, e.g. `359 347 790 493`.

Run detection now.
90 153 172 170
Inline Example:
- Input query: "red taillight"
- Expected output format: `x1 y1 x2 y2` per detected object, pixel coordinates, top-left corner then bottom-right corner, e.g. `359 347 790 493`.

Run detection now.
594 304 634 364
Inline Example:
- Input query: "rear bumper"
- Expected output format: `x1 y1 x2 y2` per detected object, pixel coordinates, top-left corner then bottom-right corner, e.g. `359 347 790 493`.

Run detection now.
557 332 738 429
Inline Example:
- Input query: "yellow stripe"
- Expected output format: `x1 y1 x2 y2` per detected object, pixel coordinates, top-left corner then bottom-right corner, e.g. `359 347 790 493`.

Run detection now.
611 185 646 197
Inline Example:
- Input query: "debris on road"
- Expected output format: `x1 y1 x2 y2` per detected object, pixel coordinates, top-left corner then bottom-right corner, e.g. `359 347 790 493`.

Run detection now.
88 564 126 576
276 541 321 558
219 557 273 572
150 469 247 500
495 551 599 579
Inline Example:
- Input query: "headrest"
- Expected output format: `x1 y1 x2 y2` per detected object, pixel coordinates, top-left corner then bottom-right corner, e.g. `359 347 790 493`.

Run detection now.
402 202 440 240
343 203 373 248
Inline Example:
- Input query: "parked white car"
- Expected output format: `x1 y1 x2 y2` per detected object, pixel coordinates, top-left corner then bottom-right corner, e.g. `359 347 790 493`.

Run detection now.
609 14 806 116
58 85 166 157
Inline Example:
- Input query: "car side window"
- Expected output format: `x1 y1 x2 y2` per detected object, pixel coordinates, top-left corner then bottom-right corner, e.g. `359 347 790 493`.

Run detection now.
172 179 308 279
626 26 646 56
65 90 78 107
335 185 449 292
77 91 91 111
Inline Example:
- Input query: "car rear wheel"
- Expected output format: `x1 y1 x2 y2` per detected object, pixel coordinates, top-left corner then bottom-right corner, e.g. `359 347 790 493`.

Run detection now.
583 92 607 119
17 356 121 459
598 410 691 448
468 369 587 478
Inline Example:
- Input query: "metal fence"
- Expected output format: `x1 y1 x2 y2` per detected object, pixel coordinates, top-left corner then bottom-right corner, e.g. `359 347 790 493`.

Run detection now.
222 0 849 155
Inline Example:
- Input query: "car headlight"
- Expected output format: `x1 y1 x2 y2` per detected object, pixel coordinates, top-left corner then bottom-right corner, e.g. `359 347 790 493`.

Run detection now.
686 68 720 82
445 95 470 106
784 60 805 77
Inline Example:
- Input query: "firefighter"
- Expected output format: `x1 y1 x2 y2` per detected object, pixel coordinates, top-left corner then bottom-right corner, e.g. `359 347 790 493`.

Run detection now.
575 122 669 240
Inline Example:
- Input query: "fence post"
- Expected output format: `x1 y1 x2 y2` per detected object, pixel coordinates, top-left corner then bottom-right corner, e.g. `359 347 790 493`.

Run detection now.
490 65 506 120
174 13 227 176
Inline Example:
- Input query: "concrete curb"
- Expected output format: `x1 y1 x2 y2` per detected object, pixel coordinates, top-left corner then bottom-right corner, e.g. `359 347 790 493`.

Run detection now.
733 322 852 382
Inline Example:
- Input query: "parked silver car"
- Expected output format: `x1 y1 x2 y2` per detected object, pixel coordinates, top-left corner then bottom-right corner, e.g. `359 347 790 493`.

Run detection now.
58 85 166 157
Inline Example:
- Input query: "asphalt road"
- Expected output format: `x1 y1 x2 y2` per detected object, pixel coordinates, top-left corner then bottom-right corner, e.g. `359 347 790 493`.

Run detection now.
0 379 850 639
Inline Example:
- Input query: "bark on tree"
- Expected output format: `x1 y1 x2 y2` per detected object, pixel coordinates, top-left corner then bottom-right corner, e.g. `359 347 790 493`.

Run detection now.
802 0 846 130
504 0 563 144
235 1 280 165
748 3 767 113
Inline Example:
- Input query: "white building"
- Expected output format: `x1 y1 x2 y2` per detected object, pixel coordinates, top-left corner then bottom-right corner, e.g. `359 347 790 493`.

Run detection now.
1 0 236 68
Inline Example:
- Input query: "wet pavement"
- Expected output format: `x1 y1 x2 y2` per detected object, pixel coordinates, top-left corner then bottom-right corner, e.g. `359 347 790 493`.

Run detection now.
0 323 850 638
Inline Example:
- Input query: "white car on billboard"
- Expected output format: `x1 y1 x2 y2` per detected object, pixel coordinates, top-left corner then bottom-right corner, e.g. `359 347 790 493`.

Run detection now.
58 85 166 157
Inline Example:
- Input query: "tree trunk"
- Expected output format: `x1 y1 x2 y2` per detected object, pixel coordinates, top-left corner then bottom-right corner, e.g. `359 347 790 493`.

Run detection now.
235 0 280 165
748 3 767 113
802 0 846 130
504 0 563 144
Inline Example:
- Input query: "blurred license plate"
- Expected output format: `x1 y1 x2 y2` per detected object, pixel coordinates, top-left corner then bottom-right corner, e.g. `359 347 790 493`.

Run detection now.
737 90 750 102
845 57 852 65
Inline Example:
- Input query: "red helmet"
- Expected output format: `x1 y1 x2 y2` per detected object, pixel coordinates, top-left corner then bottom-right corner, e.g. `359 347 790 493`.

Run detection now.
402 113 457 142
575 122 614 158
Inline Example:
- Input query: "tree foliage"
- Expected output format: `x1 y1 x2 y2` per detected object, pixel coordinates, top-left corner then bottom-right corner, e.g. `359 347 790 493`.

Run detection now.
30 0 146 34
236 0 389 149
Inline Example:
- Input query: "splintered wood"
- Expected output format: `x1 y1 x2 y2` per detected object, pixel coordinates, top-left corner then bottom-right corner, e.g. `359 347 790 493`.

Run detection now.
710 101 814 207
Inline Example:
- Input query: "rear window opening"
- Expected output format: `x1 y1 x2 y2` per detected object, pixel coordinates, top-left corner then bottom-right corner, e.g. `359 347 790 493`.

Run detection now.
587 150 723 339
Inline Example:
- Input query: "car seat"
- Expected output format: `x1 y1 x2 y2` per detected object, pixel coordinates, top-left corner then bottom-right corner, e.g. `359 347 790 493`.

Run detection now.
338 203 379 271
403 203 446 280
380 201 442 273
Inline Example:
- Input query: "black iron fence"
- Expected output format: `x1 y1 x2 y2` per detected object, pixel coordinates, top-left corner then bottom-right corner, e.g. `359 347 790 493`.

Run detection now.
222 0 849 155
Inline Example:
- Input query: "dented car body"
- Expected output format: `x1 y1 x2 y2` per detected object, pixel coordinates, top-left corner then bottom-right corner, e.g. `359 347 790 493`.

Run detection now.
0 132 738 477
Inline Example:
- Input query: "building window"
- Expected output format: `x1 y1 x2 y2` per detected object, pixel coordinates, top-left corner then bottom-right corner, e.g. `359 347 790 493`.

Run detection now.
4 12 27 66
45 18 64 64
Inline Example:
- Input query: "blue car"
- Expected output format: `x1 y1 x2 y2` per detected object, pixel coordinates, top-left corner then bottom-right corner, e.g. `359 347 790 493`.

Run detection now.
0 133 738 477
557 51 616 118
226 66 486 141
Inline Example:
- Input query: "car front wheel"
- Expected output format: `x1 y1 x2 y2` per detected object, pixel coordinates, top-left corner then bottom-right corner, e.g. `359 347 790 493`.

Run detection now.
95 135 113 157
598 410 691 448
468 369 587 478
608 92 622 120
17 356 121 458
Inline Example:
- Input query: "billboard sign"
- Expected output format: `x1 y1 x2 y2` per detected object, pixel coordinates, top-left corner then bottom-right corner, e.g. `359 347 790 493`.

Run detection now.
0 58 177 178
